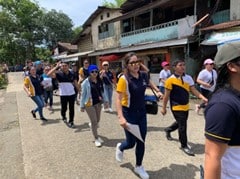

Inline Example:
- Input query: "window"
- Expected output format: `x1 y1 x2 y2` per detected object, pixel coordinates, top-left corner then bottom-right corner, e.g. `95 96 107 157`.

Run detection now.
98 23 115 39
107 12 110 18
100 15 103 20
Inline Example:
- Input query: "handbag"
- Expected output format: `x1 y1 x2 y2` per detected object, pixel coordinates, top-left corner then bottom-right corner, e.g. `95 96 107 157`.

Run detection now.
144 87 159 115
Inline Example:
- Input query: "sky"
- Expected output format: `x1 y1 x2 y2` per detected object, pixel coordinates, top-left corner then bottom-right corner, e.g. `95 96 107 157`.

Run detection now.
36 0 115 28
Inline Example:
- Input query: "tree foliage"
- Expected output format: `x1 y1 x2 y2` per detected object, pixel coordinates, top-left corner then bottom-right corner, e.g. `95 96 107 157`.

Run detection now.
0 0 74 65
102 0 126 8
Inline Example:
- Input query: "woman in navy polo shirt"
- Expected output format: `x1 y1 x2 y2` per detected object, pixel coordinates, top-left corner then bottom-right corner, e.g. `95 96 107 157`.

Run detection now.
115 52 162 179
204 42 240 178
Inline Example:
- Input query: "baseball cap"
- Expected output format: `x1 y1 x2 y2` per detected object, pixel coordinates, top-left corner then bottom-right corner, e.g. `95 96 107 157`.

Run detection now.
203 58 214 65
88 65 98 73
102 61 109 66
215 41 240 68
161 61 169 67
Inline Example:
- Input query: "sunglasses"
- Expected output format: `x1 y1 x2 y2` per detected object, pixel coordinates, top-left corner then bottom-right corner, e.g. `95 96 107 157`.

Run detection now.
207 63 214 65
91 70 98 74
128 60 141 66
103 64 109 66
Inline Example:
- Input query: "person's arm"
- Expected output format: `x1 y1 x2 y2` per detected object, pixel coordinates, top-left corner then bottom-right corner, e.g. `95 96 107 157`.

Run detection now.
116 91 128 129
161 88 170 115
196 78 212 88
140 63 149 73
47 61 61 76
204 138 227 179
190 86 208 103
23 78 31 97
149 80 163 98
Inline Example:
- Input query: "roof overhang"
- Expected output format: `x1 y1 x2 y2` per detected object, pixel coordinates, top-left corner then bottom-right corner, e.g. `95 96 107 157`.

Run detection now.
201 28 240 45
89 38 188 56
61 51 94 62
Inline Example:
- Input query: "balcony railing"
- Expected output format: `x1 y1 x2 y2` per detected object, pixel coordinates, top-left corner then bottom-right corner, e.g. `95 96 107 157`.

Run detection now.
120 15 196 47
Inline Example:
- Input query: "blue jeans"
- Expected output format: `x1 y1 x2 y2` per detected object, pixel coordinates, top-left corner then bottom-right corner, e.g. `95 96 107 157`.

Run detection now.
31 95 45 118
103 84 113 108
159 86 165 94
44 90 53 107
119 107 147 166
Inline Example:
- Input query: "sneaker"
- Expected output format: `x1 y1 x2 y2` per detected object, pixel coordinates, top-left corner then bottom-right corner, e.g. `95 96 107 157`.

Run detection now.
62 117 67 123
195 104 200 114
95 139 102 147
108 108 113 112
98 137 103 143
115 143 123 162
68 122 75 128
31 110 36 118
88 122 92 128
180 146 195 156
164 129 173 141
103 108 109 112
40 117 48 121
134 166 149 179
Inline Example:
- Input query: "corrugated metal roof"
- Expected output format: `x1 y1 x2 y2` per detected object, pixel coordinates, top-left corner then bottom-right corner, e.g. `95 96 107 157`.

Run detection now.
89 38 188 56
200 20 240 31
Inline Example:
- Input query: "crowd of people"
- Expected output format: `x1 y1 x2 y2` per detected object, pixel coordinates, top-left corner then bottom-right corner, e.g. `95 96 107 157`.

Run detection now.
21 42 240 179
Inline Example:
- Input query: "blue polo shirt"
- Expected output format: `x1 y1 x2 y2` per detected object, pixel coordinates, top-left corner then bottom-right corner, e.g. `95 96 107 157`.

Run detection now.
116 71 149 111
102 71 114 85
205 89 240 146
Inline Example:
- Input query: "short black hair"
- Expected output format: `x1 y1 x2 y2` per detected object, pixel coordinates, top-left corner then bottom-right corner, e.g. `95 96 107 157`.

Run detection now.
172 59 185 67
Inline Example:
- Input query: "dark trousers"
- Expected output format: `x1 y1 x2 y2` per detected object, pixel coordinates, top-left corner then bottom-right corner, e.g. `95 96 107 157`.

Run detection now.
60 95 75 123
199 88 211 109
165 111 189 148
120 108 147 166
44 90 53 107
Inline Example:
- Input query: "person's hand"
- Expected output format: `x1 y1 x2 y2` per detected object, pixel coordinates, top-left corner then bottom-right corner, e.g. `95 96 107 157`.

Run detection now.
119 116 128 129
156 91 163 99
161 108 167 115
28 91 32 97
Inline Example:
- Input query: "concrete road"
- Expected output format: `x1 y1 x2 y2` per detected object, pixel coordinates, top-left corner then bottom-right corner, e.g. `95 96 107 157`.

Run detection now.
0 72 205 179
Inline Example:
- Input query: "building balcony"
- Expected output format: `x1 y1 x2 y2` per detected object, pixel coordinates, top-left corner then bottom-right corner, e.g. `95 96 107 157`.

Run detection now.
120 15 196 47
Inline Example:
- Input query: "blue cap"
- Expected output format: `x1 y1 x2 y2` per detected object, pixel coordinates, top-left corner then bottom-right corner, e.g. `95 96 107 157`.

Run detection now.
34 61 41 66
88 65 98 73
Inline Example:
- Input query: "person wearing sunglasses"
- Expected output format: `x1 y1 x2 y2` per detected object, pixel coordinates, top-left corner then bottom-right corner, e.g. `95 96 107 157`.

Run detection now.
204 42 240 179
100 61 115 112
80 65 104 147
23 66 47 121
115 52 162 179
195 59 217 114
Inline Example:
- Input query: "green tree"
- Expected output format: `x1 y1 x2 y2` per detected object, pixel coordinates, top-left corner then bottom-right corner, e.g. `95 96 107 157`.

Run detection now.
0 0 74 65
102 0 126 8
40 9 74 49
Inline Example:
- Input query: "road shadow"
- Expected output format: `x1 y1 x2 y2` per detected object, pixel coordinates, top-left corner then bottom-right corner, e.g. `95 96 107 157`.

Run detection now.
149 163 200 179
97 136 125 148
40 118 60 126
74 122 91 133
120 162 201 179
52 101 61 106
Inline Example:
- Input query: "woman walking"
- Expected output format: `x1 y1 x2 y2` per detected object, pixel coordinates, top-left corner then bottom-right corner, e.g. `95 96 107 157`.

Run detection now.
80 65 104 147
23 66 47 121
204 42 240 178
115 52 162 179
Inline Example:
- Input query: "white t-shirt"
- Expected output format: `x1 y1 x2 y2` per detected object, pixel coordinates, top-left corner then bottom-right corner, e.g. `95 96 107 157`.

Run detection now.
159 69 171 87
197 69 217 92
